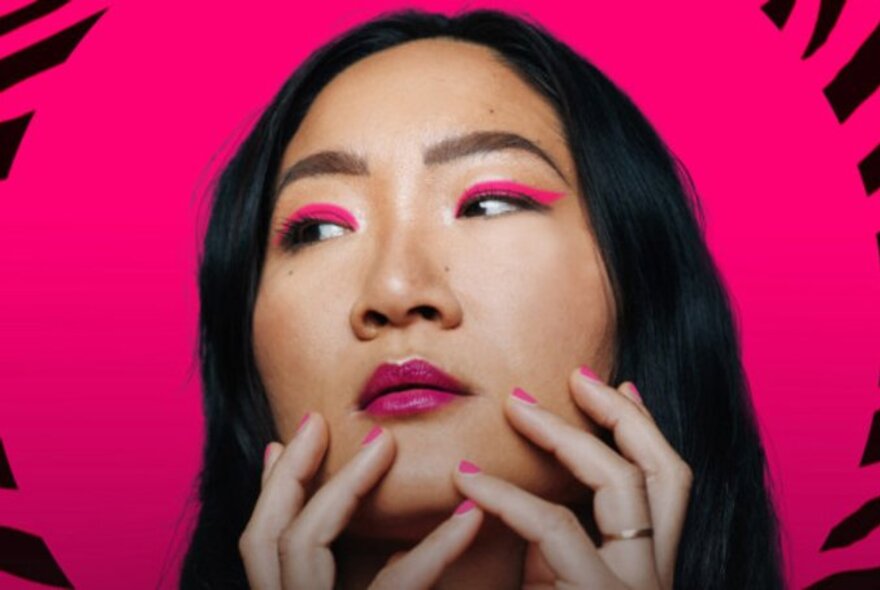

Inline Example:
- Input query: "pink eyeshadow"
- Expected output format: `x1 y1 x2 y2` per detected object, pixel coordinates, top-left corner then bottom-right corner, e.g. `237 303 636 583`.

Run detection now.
455 180 565 212
275 202 359 246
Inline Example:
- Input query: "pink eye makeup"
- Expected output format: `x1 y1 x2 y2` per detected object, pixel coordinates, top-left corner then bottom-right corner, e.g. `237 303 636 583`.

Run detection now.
454 180 565 217
274 203 359 250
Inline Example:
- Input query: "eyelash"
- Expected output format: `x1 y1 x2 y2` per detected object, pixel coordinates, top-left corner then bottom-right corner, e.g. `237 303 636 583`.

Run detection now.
277 192 548 252
457 191 547 218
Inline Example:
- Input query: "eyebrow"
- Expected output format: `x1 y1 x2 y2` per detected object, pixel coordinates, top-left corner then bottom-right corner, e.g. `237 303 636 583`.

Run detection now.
424 131 567 183
274 151 368 197
274 130 569 198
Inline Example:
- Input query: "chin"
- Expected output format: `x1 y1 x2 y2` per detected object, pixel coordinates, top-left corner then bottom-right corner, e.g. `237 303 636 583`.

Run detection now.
343 458 464 542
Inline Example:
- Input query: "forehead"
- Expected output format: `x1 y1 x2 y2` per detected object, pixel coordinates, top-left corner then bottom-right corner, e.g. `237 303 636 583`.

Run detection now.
283 38 570 170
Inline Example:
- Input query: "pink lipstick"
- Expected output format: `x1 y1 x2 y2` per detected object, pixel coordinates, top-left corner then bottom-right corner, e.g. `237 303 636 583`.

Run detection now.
358 359 471 417
362 389 459 416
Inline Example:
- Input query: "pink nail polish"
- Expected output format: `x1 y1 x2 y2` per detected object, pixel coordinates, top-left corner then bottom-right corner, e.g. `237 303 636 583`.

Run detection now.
454 499 476 515
296 412 311 434
579 365 602 382
629 383 643 403
263 443 272 465
361 425 383 445
458 459 481 474
511 387 537 405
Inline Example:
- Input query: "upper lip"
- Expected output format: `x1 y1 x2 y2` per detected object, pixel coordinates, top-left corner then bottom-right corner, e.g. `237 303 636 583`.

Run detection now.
358 358 470 409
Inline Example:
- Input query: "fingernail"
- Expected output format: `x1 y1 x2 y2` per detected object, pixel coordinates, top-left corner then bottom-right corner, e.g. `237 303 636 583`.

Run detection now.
361 425 383 446
263 443 273 465
458 459 481 474
629 383 643 403
296 412 311 434
454 499 476 515
579 365 603 383
511 387 537 405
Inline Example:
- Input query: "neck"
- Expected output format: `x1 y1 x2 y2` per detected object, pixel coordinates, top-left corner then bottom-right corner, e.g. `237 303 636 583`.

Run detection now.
333 514 527 590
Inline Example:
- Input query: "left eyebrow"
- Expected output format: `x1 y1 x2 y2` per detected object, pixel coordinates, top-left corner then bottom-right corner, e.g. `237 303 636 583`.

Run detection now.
423 131 570 186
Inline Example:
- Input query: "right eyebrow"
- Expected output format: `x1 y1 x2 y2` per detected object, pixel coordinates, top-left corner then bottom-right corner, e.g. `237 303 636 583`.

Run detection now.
274 151 368 198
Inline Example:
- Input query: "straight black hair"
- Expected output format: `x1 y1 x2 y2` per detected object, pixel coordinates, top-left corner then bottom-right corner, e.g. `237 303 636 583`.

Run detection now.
180 8 785 588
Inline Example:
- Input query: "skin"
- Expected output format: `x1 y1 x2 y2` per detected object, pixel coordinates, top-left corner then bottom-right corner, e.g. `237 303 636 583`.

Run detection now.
243 38 692 589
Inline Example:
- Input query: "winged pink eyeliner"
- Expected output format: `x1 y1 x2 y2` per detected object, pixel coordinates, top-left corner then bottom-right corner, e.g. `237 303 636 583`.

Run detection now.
455 180 565 213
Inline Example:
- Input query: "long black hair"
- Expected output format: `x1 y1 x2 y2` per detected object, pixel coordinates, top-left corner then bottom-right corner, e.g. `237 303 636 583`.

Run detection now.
180 9 785 589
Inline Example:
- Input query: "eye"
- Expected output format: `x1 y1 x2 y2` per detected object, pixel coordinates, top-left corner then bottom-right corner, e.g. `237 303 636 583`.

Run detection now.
278 216 350 251
457 192 547 219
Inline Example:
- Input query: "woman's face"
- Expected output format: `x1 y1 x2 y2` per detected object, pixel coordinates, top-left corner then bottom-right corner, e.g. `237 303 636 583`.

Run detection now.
253 38 616 539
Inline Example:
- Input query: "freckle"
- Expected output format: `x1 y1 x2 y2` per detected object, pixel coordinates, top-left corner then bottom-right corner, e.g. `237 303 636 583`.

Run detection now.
444 266 450 272
488 108 495 114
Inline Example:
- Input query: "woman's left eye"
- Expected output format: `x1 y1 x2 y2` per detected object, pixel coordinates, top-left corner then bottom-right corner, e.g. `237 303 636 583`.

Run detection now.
457 193 545 218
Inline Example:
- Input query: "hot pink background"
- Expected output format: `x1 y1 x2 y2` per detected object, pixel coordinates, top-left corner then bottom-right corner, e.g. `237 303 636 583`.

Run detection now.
1 0 878 588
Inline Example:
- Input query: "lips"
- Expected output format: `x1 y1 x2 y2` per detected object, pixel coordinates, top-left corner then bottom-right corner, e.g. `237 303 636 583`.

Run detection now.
358 358 469 410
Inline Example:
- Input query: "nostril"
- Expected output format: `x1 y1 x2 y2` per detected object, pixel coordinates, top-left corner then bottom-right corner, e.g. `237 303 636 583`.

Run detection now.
415 305 439 320
365 310 388 327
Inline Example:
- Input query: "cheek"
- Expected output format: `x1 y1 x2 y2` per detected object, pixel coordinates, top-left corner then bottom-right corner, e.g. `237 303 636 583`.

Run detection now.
252 276 343 434
461 217 611 367
459 217 612 438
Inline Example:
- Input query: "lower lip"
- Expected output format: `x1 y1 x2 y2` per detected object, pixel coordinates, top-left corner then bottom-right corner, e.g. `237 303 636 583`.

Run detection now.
363 388 461 416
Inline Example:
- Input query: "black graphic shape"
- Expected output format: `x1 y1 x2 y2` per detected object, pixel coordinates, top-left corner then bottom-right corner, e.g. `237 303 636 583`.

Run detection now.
859 144 879 196
823 23 880 123
761 0 796 30
861 409 880 466
0 438 17 489
0 0 69 37
0 8 106 93
821 496 880 551
0 112 35 180
0 527 73 588
805 565 880 590
802 0 846 59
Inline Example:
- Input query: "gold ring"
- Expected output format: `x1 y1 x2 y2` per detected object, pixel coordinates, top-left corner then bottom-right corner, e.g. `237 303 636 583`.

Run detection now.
601 527 654 542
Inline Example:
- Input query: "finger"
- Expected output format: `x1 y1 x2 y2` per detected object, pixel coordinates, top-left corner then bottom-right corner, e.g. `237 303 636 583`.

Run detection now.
239 412 328 590
368 500 483 590
385 551 407 568
505 387 657 588
619 382 653 421
261 442 282 489
571 369 693 589
522 541 556 588
260 412 313 489
279 425 396 589
452 460 619 588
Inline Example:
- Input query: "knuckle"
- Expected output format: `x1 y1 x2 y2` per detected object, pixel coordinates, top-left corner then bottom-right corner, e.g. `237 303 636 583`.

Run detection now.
545 505 581 536
612 462 646 490
277 523 307 560
673 459 694 488
237 530 256 556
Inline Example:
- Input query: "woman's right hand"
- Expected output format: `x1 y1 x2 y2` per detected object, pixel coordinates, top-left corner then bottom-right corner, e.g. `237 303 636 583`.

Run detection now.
238 412 484 589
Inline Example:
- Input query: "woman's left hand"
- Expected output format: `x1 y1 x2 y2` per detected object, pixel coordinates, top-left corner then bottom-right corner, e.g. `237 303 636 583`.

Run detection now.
453 367 692 590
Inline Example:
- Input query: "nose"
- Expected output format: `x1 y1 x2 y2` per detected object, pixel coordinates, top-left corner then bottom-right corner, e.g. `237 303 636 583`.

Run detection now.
350 226 463 340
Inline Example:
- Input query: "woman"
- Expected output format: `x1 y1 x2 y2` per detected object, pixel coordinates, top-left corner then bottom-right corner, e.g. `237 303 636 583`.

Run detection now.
180 8 784 589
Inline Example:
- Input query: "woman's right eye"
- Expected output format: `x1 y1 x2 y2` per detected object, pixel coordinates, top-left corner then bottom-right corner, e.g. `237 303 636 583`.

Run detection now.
278 217 349 251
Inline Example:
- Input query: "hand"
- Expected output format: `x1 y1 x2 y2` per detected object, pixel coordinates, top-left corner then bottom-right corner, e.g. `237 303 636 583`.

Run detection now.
453 367 693 590
238 413 485 589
